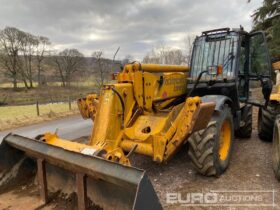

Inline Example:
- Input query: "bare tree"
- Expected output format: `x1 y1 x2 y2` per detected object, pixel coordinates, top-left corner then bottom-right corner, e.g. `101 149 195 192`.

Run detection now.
143 44 185 65
0 27 25 89
112 46 120 73
184 34 195 65
122 54 134 65
54 49 84 87
20 32 38 88
35 36 51 86
92 50 109 89
157 43 171 64
143 49 160 64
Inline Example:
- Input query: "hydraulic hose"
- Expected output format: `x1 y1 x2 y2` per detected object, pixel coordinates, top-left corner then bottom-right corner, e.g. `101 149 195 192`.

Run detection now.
112 87 125 128
187 70 208 97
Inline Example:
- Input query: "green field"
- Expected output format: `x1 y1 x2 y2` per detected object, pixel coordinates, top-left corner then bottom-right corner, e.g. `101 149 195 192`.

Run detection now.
0 102 79 131
0 102 77 120
0 85 97 106
0 79 97 88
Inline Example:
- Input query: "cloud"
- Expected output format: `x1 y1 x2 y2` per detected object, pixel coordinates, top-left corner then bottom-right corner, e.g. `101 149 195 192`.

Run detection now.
0 0 262 60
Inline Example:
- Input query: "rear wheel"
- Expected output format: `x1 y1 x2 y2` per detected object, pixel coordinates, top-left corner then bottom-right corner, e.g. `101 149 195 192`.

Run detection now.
188 105 234 176
272 117 280 181
258 103 280 141
235 105 252 138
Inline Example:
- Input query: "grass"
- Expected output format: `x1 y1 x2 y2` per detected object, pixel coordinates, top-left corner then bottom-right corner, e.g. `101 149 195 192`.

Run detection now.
0 85 97 106
0 102 79 131
0 78 104 130
0 79 99 130
0 77 101 106
0 79 97 88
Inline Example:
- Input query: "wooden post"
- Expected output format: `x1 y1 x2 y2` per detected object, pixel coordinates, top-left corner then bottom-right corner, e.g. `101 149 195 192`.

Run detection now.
68 96 71 110
76 173 87 210
37 159 48 204
36 100 40 116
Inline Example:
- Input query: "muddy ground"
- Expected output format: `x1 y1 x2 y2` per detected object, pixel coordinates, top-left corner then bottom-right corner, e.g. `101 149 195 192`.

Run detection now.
0 107 280 210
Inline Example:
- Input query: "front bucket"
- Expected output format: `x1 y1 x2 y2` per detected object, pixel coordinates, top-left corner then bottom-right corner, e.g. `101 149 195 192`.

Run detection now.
0 134 162 210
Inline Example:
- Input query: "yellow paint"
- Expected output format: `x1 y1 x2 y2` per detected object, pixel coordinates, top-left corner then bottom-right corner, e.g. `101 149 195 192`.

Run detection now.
41 63 215 166
77 94 98 119
270 61 280 101
163 97 203 161
43 133 97 153
120 140 154 157
273 61 280 71
270 93 280 101
134 63 189 72
219 120 231 161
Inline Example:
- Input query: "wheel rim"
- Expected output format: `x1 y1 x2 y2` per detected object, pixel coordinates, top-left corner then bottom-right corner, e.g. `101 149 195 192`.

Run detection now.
219 120 231 161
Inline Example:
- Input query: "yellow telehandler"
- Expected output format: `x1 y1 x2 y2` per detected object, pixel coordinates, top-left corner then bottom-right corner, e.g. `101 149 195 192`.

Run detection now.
258 60 280 181
258 61 280 141
0 27 274 209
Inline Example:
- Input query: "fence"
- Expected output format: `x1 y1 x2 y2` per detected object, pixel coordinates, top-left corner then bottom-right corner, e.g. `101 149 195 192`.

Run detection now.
0 97 80 131
35 96 75 116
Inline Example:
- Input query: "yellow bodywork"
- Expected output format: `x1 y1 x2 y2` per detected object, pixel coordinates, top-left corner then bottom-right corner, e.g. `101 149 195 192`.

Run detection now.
219 120 231 161
273 61 280 71
270 61 280 102
42 63 215 166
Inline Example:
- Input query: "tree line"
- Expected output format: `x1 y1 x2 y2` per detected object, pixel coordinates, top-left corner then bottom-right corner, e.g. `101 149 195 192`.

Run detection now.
0 26 194 91
0 27 51 89
144 0 280 65
1 0 279 91
142 36 194 65
0 27 117 90
251 0 280 60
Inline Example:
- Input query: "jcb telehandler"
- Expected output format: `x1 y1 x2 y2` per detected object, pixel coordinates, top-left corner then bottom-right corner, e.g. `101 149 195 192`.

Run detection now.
258 60 280 181
258 61 280 141
0 27 274 209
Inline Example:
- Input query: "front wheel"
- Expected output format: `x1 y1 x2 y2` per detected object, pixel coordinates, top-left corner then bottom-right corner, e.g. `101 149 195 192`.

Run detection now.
188 104 234 176
258 102 280 141
235 105 252 138
273 117 280 181
258 106 275 141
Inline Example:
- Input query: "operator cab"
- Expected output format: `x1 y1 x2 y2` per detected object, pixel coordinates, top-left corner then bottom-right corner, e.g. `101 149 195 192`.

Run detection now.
188 27 272 111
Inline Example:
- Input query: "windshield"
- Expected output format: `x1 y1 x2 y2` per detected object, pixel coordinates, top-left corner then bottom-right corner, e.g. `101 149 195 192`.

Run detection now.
190 32 239 79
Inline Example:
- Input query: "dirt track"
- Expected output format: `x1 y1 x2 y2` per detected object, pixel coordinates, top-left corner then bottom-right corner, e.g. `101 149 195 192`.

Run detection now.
145 108 280 209
0 108 280 209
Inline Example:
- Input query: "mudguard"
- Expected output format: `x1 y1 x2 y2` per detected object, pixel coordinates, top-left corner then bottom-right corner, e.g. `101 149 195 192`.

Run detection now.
200 95 233 111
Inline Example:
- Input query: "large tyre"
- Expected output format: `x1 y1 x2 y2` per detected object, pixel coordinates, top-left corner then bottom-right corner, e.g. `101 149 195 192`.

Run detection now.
235 105 252 138
272 117 280 181
258 103 280 141
188 104 234 176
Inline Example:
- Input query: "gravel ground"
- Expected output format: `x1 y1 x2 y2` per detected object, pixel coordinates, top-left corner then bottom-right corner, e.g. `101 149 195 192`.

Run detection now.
1 108 280 210
141 107 280 209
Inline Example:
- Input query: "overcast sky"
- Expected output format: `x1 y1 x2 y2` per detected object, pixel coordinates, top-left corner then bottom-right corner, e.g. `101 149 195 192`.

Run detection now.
0 0 263 60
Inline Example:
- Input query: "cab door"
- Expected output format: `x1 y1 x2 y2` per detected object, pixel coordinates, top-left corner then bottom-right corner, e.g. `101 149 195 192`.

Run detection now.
247 31 272 105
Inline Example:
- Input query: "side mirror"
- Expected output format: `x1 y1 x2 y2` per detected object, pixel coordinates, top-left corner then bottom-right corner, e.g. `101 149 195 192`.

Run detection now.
261 78 273 103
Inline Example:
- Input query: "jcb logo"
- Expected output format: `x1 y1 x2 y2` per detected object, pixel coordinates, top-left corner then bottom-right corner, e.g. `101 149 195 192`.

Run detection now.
164 78 185 85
